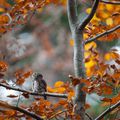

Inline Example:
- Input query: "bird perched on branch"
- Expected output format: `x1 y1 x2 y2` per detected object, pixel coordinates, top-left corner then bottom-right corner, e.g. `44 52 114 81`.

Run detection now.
32 73 47 99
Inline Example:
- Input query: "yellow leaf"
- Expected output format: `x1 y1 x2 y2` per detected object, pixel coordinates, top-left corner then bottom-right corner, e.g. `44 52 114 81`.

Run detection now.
47 86 55 93
83 33 89 40
85 42 97 51
106 18 113 26
68 91 74 100
92 15 100 22
86 8 91 14
97 11 110 19
0 8 4 12
54 87 66 93
85 60 96 68
69 39 74 46
104 53 111 61
54 81 64 88
106 4 114 12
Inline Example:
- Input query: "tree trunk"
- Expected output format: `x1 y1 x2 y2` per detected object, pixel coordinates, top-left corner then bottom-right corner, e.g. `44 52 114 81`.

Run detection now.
72 28 86 119
67 0 86 119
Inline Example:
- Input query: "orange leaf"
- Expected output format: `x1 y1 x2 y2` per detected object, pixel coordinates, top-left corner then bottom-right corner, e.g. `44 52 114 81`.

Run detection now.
68 91 74 100
16 78 25 85
55 87 66 93
23 70 33 78
0 61 8 72
101 98 112 102
54 81 64 88
111 94 120 104
3 110 16 117
59 100 67 105
81 79 91 86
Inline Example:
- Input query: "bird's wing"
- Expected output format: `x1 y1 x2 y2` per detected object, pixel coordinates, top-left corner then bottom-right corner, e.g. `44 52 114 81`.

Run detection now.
42 79 47 87
41 79 47 91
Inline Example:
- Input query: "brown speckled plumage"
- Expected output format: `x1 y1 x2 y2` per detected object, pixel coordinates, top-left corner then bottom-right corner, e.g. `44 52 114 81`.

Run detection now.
32 73 47 99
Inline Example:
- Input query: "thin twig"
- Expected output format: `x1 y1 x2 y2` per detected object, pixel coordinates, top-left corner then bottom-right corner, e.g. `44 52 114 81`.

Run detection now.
0 83 68 98
0 100 43 120
49 109 68 119
78 0 100 30
101 0 120 5
95 101 120 120
85 112 93 120
85 25 120 44
49 109 93 120
16 94 21 107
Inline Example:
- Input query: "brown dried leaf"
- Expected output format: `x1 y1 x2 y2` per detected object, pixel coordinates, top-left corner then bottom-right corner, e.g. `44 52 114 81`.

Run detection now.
85 103 91 109
115 59 120 64
69 75 80 86
16 78 25 85
22 92 29 98
7 94 18 98
101 98 112 102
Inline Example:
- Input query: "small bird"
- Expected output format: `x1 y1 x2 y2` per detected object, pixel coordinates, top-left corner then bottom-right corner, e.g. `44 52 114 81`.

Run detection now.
32 72 47 99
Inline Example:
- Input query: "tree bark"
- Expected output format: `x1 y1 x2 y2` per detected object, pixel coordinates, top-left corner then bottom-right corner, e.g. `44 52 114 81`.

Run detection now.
72 29 86 119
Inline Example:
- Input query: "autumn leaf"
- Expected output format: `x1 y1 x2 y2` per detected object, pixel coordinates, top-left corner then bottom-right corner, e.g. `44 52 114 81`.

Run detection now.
2 110 16 117
69 75 80 86
85 103 91 109
54 81 64 88
23 70 33 78
111 94 120 104
15 69 32 85
47 86 55 93
54 87 66 93
101 98 112 102
7 94 18 98
16 78 25 85
115 59 120 64
0 61 8 72
68 91 74 100
22 92 29 98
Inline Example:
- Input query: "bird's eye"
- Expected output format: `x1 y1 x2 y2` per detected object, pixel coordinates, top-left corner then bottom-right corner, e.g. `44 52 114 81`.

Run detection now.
32 72 39 78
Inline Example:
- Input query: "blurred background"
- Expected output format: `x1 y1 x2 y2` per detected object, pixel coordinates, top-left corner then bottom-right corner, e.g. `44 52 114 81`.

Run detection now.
0 0 120 119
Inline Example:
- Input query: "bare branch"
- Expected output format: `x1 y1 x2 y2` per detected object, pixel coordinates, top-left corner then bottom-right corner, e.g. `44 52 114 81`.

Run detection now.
85 25 120 44
78 0 100 30
95 101 120 120
49 109 68 119
67 0 78 29
101 0 120 5
0 83 68 98
0 100 43 120
49 109 93 120
85 112 93 120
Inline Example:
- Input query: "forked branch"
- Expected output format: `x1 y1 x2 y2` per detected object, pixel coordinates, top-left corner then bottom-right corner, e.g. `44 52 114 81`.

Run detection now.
0 83 68 98
95 101 120 120
67 0 78 29
85 25 120 44
78 0 100 30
